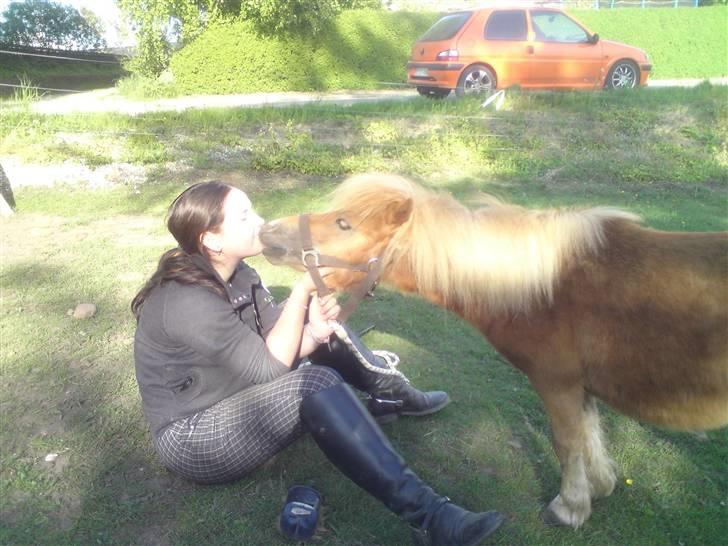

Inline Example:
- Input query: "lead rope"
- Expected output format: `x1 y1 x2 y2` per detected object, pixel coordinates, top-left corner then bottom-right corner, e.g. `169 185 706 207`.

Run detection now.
297 214 404 378
329 321 410 382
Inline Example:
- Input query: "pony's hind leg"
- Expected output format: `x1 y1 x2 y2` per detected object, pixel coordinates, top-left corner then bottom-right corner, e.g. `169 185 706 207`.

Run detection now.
536 382 593 528
583 394 616 499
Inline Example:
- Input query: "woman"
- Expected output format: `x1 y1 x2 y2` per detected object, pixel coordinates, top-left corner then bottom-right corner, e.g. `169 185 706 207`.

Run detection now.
132 181 504 545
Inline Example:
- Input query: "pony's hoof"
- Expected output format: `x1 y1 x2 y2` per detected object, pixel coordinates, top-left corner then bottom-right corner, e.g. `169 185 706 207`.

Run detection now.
542 495 589 528
541 506 569 527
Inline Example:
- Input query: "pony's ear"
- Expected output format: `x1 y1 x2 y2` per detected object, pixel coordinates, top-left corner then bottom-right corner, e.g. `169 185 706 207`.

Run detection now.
384 197 413 227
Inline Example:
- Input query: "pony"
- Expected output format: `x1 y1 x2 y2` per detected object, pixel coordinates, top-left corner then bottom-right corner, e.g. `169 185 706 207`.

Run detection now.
259 173 728 528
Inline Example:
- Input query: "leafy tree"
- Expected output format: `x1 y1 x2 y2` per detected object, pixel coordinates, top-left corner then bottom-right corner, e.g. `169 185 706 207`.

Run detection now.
239 0 381 35
79 7 106 40
0 0 106 50
118 0 229 76
118 0 381 77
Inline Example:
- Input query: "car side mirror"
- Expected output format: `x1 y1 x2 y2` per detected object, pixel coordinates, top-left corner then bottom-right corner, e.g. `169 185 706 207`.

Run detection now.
589 33 600 45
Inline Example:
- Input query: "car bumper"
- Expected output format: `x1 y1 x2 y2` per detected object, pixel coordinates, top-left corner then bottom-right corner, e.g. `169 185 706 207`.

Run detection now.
639 63 652 86
406 62 463 88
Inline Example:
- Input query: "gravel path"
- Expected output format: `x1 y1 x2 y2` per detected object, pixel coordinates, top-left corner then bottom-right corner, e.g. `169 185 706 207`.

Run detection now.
1 156 148 189
20 76 728 116
29 88 417 116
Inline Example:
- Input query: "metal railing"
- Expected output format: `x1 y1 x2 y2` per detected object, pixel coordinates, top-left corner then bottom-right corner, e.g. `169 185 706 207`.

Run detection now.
0 43 127 62
525 0 700 7
592 0 700 7
391 0 703 9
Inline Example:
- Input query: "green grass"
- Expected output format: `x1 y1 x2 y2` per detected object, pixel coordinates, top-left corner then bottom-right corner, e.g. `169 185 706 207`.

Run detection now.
1 88 727 545
2 85 727 199
572 6 728 79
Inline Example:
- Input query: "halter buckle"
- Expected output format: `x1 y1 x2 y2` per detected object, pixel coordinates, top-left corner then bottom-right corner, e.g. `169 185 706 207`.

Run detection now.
302 248 320 268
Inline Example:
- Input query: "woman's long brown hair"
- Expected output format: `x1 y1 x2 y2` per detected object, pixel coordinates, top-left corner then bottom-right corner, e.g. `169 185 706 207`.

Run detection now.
131 181 234 320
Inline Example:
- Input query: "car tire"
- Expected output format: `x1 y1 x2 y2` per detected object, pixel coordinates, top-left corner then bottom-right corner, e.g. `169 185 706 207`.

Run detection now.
416 86 451 99
455 65 496 97
606 60 639 89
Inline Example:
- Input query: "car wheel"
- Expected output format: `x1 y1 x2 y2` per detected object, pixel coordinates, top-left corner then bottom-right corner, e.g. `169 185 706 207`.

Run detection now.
416 86 451 99
606 60 639 89
455 65 496 97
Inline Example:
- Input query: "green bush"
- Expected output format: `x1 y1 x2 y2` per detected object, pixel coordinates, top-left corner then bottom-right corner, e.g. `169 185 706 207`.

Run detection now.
170 9 436 94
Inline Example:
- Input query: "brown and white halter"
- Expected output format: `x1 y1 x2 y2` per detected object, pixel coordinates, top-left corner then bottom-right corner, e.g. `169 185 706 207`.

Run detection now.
299 214 384 323
297 214 407 380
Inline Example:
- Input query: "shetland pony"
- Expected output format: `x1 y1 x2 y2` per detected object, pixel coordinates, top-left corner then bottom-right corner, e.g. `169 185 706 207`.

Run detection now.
259 173 728 528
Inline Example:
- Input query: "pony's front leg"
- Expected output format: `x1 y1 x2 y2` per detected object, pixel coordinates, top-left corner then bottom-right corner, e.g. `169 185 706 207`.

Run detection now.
536 383 593 528
582 394 616 500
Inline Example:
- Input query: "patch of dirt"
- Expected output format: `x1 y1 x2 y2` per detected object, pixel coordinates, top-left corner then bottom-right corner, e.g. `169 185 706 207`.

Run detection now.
0 489 32 526
1 152 334 197
1 156 147 189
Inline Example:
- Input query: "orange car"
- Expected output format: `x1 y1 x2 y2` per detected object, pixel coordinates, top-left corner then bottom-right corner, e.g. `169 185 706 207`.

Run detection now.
407 7 651 97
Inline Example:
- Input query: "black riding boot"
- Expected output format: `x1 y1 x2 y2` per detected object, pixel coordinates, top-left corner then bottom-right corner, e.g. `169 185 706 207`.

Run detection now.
300 383 504 546
308 324 450 421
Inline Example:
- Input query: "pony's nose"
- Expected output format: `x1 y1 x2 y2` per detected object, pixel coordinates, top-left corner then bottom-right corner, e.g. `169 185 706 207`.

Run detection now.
259 222 278 235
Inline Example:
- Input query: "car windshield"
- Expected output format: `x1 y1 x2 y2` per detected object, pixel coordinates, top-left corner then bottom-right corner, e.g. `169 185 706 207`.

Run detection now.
419 12 472 42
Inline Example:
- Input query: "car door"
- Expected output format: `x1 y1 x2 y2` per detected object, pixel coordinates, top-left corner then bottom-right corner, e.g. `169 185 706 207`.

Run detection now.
463 9 530 88
527 10 603 88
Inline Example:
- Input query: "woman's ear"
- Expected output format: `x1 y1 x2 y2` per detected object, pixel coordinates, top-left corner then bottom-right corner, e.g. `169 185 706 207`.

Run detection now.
201 232 222 254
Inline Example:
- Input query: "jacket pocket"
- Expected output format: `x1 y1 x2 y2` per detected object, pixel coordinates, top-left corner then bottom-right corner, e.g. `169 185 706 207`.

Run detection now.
166 372 203 401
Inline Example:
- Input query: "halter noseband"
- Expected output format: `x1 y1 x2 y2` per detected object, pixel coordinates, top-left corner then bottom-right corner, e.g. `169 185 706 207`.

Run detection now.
298 214 383 322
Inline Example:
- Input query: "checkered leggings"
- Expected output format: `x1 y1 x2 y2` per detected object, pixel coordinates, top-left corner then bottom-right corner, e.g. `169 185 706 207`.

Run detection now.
153 365 342 484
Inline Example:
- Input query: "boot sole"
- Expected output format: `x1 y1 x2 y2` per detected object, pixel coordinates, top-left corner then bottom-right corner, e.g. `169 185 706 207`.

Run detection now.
374 395 451 424
411 511 505 546
463 512 506 546
399 395 451 417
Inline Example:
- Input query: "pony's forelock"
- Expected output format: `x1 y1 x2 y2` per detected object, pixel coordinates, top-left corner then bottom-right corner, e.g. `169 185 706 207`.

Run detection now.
330 173 416 223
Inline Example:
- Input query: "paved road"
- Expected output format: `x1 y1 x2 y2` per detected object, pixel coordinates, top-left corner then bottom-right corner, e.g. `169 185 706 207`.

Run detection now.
21 76 728 116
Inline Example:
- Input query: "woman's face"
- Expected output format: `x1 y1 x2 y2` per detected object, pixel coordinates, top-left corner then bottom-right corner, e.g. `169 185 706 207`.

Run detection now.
209 188 265 259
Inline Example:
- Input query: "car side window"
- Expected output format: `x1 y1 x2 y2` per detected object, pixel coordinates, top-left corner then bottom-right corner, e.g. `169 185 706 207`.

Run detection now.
484 10 527 41
531 11 589 43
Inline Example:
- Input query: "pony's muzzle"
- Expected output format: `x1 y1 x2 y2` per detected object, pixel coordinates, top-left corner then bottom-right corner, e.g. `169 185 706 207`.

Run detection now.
259 221 302 266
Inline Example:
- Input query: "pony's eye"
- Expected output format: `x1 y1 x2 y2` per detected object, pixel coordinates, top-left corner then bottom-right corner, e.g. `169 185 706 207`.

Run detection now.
336 218 351 230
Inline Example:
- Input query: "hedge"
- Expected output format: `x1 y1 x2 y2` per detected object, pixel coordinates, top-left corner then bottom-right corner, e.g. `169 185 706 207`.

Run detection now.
170 10 435 94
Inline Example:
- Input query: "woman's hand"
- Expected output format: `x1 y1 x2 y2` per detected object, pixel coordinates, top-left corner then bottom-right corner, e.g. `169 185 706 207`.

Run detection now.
310 293 340 324
306 294 340 344
267 270 339 365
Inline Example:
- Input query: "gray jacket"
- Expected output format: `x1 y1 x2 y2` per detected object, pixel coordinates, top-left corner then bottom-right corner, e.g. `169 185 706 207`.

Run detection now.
134 256 288 436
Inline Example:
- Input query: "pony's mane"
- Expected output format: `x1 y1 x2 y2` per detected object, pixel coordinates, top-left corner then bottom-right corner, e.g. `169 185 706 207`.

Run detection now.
332 174 640 315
